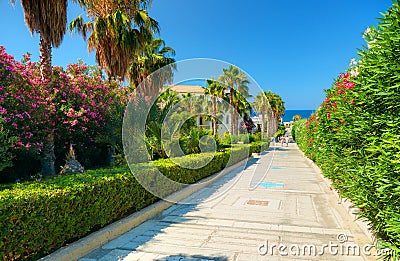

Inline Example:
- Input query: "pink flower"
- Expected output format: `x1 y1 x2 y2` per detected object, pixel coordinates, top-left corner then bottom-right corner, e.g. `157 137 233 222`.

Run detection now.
67 108 75 117
0 106 7 114
324 98 330 103
71 119 78 126
345 82 355 89
332 102 337 107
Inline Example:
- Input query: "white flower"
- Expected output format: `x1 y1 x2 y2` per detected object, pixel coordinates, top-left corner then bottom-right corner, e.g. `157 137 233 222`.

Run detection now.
349 58 358 67
350 67 359 77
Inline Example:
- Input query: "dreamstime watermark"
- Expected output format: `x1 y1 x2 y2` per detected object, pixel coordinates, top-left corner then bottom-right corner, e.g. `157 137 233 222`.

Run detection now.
122 58 273 204
258 233 395 257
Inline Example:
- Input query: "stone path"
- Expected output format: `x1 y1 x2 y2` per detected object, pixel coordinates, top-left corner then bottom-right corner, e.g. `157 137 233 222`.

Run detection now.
80 143 375 261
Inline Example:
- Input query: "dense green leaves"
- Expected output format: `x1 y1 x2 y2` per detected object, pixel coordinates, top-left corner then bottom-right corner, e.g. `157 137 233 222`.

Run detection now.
294 2 400 260
0 144 253 260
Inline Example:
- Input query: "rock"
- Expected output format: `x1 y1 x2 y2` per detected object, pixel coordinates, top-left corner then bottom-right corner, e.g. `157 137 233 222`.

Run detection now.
60 158 84 174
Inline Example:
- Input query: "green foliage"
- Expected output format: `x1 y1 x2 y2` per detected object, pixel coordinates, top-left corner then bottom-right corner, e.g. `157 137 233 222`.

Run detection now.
0 144 251 260
252 131 262 142
0 118 17 172
274 124 286 139
249 141 270 154
294 3 400 259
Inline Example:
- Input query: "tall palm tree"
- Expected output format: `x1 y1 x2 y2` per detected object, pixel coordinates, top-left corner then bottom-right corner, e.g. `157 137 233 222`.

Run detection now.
234 90 252 134
205 79 226 135
265 91 285 135
70 0 159 80
11 0 68 176
218 65 248 135
128 37 176 96
254 91 270 140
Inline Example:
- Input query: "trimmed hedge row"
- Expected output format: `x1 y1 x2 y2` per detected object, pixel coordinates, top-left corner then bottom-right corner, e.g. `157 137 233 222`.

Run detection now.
0 144 253 260
292 3 400 260
249 141 270 154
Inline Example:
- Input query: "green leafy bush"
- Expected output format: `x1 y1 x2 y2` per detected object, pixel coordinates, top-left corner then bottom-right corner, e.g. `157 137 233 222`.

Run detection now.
0 144 250 260
249 141 270 154
0 118 17 172
294 3 400 260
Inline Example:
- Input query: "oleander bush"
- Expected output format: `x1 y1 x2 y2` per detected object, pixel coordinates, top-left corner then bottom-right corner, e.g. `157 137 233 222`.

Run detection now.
0 144 251 260
0 48 128 182
293 3 400 260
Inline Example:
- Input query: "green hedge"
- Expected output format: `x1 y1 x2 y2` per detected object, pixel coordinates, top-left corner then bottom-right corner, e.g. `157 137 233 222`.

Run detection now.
0 144 251 260
293 3 400 260
249 141 270 154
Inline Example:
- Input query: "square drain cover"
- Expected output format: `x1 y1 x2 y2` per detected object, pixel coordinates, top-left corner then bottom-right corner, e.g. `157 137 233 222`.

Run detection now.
247 200 269 206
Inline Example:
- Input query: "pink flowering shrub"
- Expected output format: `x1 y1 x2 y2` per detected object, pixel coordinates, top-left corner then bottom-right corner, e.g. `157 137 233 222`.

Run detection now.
0 46 128 182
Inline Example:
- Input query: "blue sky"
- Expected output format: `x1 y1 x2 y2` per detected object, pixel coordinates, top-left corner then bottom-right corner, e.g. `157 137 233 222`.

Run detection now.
0 1 394 109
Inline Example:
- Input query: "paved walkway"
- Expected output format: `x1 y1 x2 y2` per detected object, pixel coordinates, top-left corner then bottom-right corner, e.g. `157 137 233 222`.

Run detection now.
80 143 374 261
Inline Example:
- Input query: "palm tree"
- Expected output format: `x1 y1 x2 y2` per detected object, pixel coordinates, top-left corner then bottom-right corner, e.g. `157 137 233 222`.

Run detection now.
205 79 226 135
265 91 285 135
70 0 159 80
145 88 180 159
157 87 179 111
254 91 270 140
128 37 176 96
218 65 248 135
293 114 302 121
235 91 252 134
11 0 67 176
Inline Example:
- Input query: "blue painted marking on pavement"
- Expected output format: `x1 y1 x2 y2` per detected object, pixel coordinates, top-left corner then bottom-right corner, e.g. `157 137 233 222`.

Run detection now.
271 166 286 170
256 182 284 188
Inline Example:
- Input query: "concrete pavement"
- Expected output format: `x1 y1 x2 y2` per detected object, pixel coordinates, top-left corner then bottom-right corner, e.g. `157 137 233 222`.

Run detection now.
80 143 375 261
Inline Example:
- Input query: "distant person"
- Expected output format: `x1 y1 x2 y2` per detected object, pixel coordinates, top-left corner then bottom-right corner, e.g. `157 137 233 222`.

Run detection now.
285 136 289 147
271 136 276 146
280 136 284 147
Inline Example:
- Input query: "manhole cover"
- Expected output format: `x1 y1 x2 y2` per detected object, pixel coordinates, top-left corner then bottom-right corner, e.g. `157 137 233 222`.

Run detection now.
247 200 270 206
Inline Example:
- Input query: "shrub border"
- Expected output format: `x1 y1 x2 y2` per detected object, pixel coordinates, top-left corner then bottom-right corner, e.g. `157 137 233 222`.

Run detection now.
38 157 250 261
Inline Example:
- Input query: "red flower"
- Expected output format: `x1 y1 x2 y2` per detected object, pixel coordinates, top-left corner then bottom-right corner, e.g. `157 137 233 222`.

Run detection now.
345 82 355 89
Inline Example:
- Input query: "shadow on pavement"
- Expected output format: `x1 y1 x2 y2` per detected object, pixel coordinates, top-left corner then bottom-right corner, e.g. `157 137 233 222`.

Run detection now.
85 152 272 260
154 254 229 261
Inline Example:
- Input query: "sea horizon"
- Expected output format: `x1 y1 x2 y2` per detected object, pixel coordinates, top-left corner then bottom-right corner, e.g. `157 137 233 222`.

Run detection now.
282 109 314 122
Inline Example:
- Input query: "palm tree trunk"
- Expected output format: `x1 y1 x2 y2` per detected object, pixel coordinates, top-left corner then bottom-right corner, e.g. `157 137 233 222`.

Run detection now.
229 88 234 135
40 35 56 177
212 96 217 135
268 111 274 137
235 101 239 135
261 110 265 140
266 111 269 138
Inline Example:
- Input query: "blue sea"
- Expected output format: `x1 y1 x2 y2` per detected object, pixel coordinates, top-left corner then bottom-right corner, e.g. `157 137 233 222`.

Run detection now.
282 110 314 122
